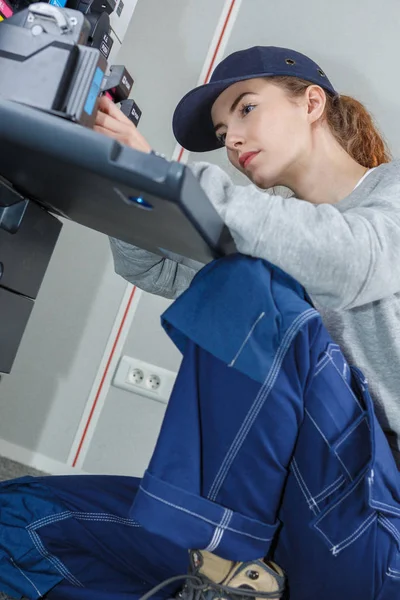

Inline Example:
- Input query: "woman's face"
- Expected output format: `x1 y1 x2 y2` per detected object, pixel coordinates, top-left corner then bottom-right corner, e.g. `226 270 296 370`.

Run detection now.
211 78 317 189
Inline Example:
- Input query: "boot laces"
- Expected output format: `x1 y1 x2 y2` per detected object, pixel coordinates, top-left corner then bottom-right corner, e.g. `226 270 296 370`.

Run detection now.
138 570 284 600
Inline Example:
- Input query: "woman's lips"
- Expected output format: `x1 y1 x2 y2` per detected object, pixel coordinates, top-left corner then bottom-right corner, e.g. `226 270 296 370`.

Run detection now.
239 151 260 169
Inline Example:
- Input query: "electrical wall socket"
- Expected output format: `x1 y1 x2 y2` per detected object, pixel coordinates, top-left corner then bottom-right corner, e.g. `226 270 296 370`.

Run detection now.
112 355 177 404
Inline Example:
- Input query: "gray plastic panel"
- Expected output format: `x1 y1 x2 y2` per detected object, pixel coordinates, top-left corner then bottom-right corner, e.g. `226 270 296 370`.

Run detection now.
0 199 62 299
0 99 234 263
0 286 33 373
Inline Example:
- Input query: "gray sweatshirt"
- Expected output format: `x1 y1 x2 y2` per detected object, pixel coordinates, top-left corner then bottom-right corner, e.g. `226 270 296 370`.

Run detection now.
110 159 400 460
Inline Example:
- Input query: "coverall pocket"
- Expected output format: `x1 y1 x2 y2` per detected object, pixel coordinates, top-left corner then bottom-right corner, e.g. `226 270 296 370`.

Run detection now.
331 412 371 482
307 365 377 556
375 515 400 599
293 346 371 521
312 367 400 569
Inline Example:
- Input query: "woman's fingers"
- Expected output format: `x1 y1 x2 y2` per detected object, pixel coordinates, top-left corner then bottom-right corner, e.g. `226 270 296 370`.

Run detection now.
97 95 131 124
95 109 126 134
94 95 152 153
93 124 118 139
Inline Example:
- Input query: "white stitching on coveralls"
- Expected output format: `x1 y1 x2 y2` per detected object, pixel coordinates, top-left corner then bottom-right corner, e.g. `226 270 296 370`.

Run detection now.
327 355 363 411
313 354 330 378
387 571 400 579
28 511 72 530
209 309 317 501
139 486 273 542
10 558 42 597
371 500 400 518
314 524 334 549
379 515 400 545
304 408 331 447
315 476 364 526
206 509 233 552
313 475 346 503
334 453 353 481
330 512 377 556
205 509 230 552
213 510 233 552
29 511 141 530
208 309 318 501
291 458 319 514
229 312 266 367
313 343 341 377
28 530 84 587
26 511 141 589
335 416 366 450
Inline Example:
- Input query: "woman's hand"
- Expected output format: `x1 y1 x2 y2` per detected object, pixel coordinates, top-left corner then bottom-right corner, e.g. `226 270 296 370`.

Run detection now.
94 95 152 153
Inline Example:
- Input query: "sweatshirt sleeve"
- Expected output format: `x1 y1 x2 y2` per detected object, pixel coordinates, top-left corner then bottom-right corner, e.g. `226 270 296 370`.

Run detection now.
109 237 201 299
190 161 400 310
107 162 231 298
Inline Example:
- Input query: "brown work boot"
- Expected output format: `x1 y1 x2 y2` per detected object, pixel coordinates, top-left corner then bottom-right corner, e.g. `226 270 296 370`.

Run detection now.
139 549 285 600
185 550 285 599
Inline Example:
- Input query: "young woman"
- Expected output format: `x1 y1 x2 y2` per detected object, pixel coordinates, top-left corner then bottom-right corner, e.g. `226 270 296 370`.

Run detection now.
99 46 400 467
0 46 399 600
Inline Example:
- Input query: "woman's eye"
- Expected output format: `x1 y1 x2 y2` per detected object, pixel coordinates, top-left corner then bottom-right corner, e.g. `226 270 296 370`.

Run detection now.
240 103 255 116
216 132 227 145
215 104 255 144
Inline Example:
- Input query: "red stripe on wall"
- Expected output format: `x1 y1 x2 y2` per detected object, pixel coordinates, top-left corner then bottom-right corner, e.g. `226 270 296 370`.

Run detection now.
73 0 238 467
72 286 137 467
176 0 237 163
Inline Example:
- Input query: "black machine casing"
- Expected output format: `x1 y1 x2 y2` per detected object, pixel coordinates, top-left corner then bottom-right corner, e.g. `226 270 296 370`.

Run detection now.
0 5 107 127
0 4 234 374
0 99 233 262
67 0 116 59
0 99 234 374
0 181 62 373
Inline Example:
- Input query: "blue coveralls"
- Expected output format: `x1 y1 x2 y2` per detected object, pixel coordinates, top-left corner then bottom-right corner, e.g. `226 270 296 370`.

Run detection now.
1 254 400 600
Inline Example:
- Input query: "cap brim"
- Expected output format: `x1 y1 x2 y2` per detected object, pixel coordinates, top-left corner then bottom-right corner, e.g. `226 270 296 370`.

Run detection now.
172 72 273 153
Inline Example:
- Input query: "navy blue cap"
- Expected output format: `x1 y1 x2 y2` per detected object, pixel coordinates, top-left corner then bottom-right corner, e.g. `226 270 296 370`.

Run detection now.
172 46 337 153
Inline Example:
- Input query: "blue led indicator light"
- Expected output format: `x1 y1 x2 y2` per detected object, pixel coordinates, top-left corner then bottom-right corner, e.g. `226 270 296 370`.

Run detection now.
129 196 153 210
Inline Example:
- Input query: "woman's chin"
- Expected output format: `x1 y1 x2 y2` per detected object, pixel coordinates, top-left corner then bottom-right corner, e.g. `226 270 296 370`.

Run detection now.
233 162 281 190
249 172 277 190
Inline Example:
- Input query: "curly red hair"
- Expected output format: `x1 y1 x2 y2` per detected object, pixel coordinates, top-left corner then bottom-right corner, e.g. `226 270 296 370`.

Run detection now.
271 76 392 168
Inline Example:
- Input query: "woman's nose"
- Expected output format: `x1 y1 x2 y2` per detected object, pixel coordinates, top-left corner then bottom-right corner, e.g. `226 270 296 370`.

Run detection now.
225 129 245 151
